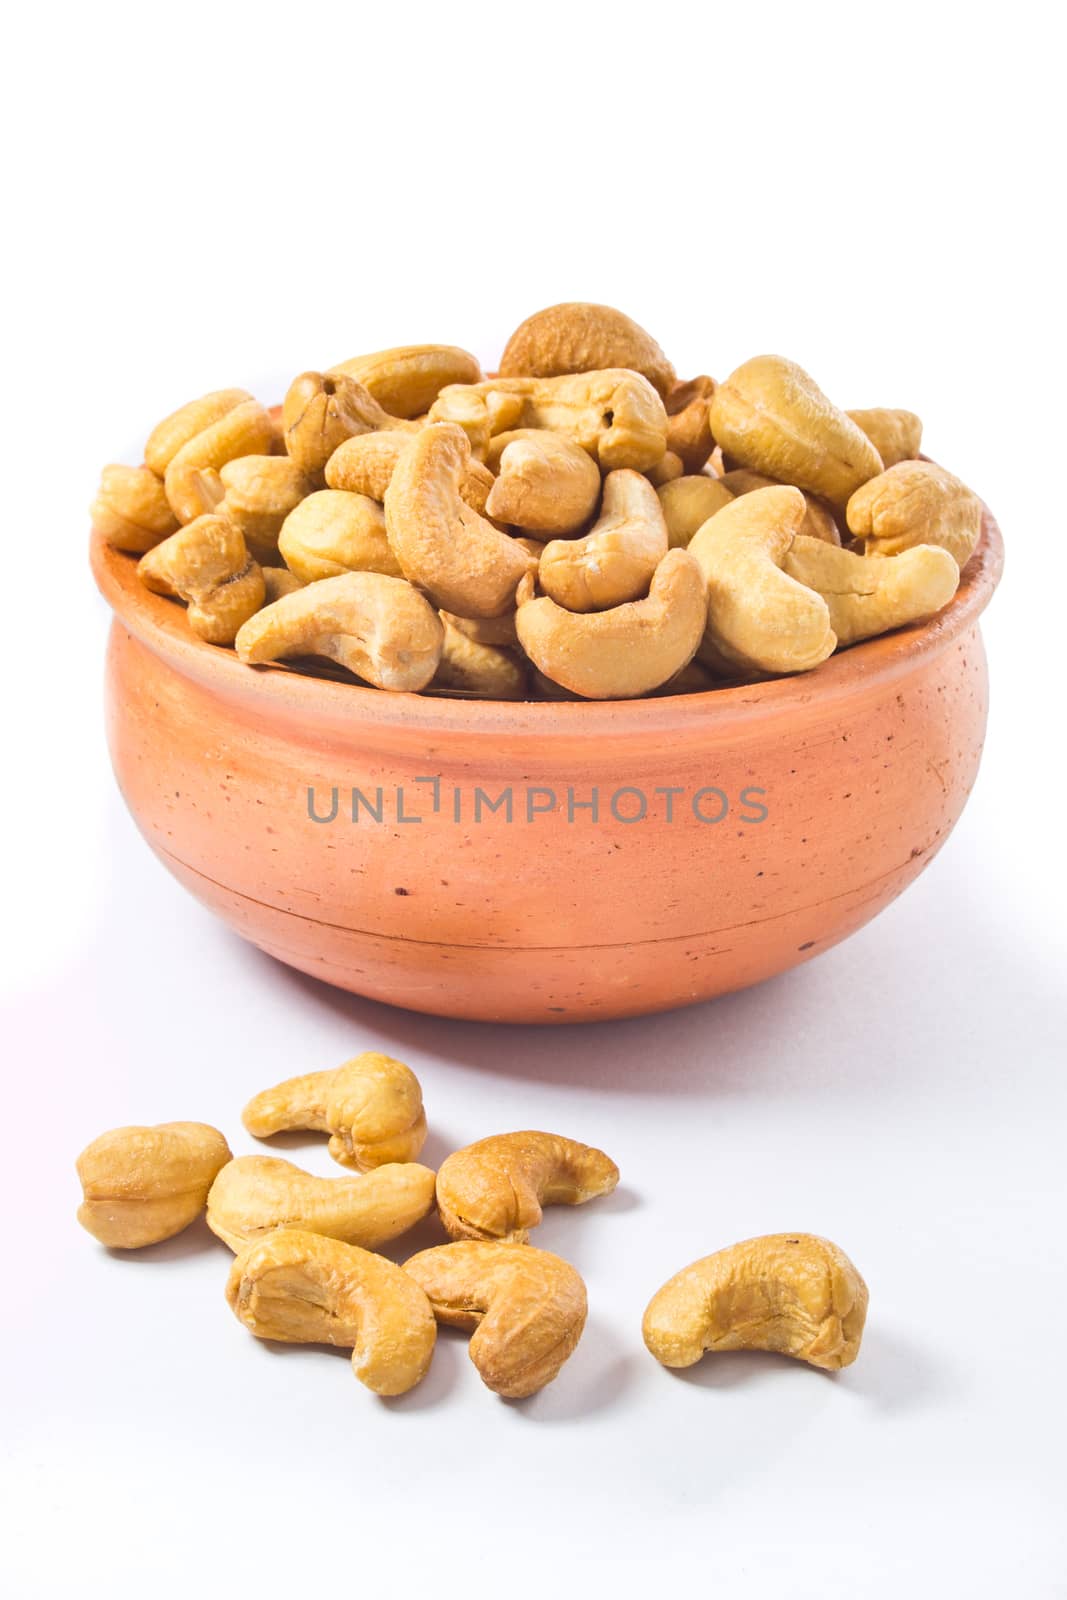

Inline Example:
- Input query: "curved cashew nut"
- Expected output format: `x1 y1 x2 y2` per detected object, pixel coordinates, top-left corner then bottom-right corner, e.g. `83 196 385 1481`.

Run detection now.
847 407 922 469
665 375 717 472
282 370 417 480
277 488 401 583
657 474 735 547
538 469 668 612
234 570 443 691
710 355 883 509
431 617 528 700
206 1154 437 1252
484 430 602 534
719 469 841 545
846 460 983 568
404 1241 588 1397
781 535 960 645
643 1233 869 1372
435 1130 619 1243
76 1122 232 1249
384 423 533 618
92 463 179 554
430 370 669 472
687 487 836 675
242 1052 427 1171
163 399 275 524
498 302 676 398
327 344 483 418
144 387 254 477
516 547 707 699
227 1228 437 1395
217 455 312 564
325 429 494 514
138 514 265 645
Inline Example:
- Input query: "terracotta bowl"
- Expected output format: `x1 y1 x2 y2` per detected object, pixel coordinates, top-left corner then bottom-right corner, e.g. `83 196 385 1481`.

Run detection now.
91 512 1003 1023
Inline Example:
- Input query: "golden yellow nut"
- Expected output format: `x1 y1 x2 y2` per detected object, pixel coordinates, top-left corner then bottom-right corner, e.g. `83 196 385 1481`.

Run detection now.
431 617 528 699
206 1154 436 1252
847 407 922 469
657 474 734 548
217 455 312 564
782 536 960 645
163 399 275 523
666 375 716 472
76 1122 232 1248
484 429 601 535
499 302 676 398
242 1051 427 1171
278 489 401 583
719 469 841 545
144 388 253 477
328 344 483 418
435 1130 619 1243
539 469 668 612
283 370 415 480
846 459 983 568
138 514 265 645
91 464 179 554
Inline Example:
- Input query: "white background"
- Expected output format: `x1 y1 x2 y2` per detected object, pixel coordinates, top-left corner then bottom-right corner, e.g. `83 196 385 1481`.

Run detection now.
3 3 1065 1595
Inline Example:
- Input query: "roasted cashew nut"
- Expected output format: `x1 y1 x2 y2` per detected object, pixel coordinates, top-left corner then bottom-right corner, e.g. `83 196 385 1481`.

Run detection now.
435 1130 619 1243
538 469 668 612
234 571 443 691
76 1122 232 1249
325 429 494 514
206 1155 436 1252
431 618 528 700
404 1241 588 1398
162 399 275 523
665 375 717 472
262 567 304 603
327 344 483 418
710 355 883 509
781 535 960 645
687 486 836 676
226 1228 437 1396
498 302 676 398
217 455 312 564
719 469 841 545
642 1233 869 1372
91 463 179 554
144 388 254 477
516 547 707 700
138 514 266 645
484 430 601 535
846 459 983 568
277 488 401 583
847 407 923 469
430 371 669 472
242 1052 428 1171
384 422 533 618
282 370 416 481
657 474 735 548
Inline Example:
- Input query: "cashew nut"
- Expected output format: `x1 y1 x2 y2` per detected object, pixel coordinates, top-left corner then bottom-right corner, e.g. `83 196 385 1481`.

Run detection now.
404 1241 588 1397
277 488 401 583
720 469 841 545
325 428 494 513
144 388 253 477
657 474 735 547
484 430 601 535
76 1122 232 1248
847 407 923 469
216 455 312 564
538 469 668 612
138 514 266 645
430 370 669 472
644 450 685 486
282 370 416 480
666 375 716 471
516 547 707 699
92 463 179 554
642 1233 869 1372
261 566 304 603
498 302 676 398
846 459 983 568
687 486 836 675
206 1154 436 1253
327 344 483 418
432 617 528 699
782 535 960 645
226 1228 436 1396
384 423 533 618
435 1130 619 1243
710 355 883 509
162 399 276 524
242 1052 427 1171
235 571 443 690
440 609 519 648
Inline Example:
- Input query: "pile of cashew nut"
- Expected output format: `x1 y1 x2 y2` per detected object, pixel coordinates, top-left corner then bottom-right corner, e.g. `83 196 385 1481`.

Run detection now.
92 304 985 701
76 1052 868 1399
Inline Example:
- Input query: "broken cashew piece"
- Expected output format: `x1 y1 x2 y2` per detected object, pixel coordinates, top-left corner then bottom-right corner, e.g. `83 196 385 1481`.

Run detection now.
782 535 960 645
498 302 676 398
92 464 179 554
206 1154 436 1252
539 469 668 611
325 429 494 513
657 474 735 547
385 422 533 618
847 407 922 469
484 430 601 535
138 514 265 645
404 1241 588 1398
278 488 401 583
435 1130 619 1243
517 547 707 699
227 1228 436 1396
688 487 836 676
710 355 883 509
76 1122 232 1248
242 1052 427 1171
327 344 483 418
846 459 983 568
643 1233 869 1372
235 571 443 690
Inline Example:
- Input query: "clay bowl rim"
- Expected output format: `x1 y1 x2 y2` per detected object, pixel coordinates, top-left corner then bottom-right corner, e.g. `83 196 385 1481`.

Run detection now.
90 508 1003 738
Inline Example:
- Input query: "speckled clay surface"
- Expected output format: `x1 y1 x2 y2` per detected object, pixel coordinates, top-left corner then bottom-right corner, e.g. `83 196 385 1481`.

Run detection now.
91 512 1003 1023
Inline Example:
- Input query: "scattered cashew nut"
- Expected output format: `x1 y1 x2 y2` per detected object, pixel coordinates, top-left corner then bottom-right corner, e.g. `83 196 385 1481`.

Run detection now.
226 1228 437 1396
498 302 676 398
404 1240 588 1397
846 459 983 568
642 1233 869 1372
206 1154 436 1252
242 1051 427 1171
484 429 601 535
782 535 960 645
435 1130 619 1243
539 469 668 612
138 514 265 645
76 1121 232 1248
